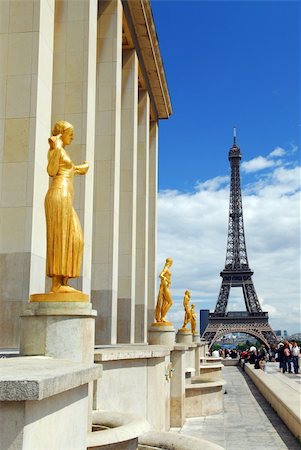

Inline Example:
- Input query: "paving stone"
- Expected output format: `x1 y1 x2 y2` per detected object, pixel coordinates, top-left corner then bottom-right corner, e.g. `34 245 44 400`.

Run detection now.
178 366 301 449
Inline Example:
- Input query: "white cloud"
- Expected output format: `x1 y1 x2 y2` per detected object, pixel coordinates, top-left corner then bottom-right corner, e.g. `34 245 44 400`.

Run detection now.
196 175 229 191
268 147 286 158
241 156 275 173
157 162 301 335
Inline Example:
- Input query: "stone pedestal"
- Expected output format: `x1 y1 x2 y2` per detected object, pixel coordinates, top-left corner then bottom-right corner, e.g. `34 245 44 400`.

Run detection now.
193 333 201 343
176 330 193 345
20 301 97 364
148 325 175 346
20 300 98 431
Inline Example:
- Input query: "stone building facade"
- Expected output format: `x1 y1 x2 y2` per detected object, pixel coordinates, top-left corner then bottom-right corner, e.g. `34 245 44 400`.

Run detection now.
0 0 172 348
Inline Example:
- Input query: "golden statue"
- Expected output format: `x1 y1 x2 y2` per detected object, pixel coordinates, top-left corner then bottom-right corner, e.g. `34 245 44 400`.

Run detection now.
44 120 88 295
154 258 173 325
190 304 197 335
179 290 191 332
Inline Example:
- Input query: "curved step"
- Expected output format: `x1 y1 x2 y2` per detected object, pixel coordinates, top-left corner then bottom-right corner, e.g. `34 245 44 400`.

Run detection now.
139 431 225 450
87 410 151 448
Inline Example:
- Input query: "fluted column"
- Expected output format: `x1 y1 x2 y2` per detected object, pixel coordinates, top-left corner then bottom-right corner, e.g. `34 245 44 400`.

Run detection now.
0 0 55 348
135 90 150 343
51 0 98 295
92 0 122 344
147 121 158 328
117 49 138 343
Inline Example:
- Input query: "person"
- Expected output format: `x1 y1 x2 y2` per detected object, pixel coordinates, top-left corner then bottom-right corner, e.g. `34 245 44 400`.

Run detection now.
258 357 266 371
154 258 173 323
230 349 237 359
45 121 89 293
179 290 191 331
190 304 197 335
258 344 268 362
291 341 300 374
269 343 277 362
240 349 249 370
282 341 292 374
212 349 220 358
277 342 284 371
248 348 257 365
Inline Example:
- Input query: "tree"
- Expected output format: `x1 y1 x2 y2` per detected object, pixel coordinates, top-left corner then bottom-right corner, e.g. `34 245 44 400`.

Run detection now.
211 343 221 351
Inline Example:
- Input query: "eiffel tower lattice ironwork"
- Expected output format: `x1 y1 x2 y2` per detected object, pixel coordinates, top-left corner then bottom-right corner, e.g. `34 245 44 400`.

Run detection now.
202 131 277 348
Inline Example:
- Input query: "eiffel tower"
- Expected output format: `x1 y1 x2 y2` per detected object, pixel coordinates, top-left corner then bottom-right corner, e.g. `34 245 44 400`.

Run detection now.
202 130 277 348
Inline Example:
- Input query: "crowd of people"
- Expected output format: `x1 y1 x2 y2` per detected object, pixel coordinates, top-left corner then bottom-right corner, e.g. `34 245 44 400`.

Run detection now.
239 341 301 373
212 341 301 374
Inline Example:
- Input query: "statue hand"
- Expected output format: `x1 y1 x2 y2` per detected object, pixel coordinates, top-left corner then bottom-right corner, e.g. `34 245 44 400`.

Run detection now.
48 134 62 150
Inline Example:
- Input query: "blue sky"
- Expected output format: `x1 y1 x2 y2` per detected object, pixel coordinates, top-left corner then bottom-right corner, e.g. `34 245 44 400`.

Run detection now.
151 1 300 335
152 0 299 191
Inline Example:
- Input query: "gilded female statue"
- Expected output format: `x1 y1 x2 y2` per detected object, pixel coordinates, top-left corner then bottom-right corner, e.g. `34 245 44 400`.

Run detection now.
154 258 173 324
179 290 191 331
45 120 88 293
190 304 197 335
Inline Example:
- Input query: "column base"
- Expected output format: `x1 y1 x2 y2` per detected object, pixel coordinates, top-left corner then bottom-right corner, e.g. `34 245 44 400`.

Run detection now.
176 330 193 345
30 292 89 302
148 325 175 346
193 333 201 343
20 301 97 364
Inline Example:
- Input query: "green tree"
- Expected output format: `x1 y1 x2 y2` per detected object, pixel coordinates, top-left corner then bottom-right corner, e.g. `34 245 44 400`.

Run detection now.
211 343 221 351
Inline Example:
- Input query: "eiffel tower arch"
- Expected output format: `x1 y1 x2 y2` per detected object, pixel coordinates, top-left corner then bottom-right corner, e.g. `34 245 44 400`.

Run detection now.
202 131 277 349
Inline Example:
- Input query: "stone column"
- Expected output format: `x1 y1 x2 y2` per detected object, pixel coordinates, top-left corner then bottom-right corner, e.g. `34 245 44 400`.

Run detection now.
194 344 201 376
170 344 186 427
135 90 150 343
0 0 55 348
92 0 122 344
117 49 138 343
51 0 98 295
147 121 158 328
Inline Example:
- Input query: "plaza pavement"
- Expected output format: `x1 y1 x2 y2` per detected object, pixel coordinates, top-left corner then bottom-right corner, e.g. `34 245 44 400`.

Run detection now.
171 365 301 450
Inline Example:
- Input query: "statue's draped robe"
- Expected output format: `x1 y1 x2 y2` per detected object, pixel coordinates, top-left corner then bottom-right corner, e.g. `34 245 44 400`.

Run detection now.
45 145 87 278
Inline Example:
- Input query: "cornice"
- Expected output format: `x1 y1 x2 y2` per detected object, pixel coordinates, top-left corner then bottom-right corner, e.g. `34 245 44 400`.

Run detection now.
124 0 172 120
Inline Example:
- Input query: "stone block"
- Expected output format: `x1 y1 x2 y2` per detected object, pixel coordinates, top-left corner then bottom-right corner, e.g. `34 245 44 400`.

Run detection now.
148 325 175 346
0 356 102 450
20 302 96 364
176 330 193 345
185 380 226 417
94 345 171 431
194 364 223 382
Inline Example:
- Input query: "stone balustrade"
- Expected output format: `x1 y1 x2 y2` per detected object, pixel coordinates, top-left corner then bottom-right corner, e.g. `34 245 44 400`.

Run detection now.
0 357 102 450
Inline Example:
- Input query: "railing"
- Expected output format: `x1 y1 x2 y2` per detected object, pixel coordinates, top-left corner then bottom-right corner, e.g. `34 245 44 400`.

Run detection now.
210 311 268 319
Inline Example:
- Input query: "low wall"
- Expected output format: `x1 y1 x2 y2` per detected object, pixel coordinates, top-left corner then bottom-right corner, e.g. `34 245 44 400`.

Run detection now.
185 380 226 417
221 358 239 366
245 364 301 441
0 356 102 450
94 345 171 432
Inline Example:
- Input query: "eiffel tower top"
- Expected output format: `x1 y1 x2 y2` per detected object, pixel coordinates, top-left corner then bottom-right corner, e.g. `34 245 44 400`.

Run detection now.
229 127 242 159
225 129 249 271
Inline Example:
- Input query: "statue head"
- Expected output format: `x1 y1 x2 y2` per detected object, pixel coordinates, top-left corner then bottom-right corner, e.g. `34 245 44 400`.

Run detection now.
191 304 195 309
165 257 173 267
185 290 190 297
52 121 74 146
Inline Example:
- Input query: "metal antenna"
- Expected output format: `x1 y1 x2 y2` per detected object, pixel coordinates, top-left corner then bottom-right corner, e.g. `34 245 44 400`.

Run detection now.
233 126 237 145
